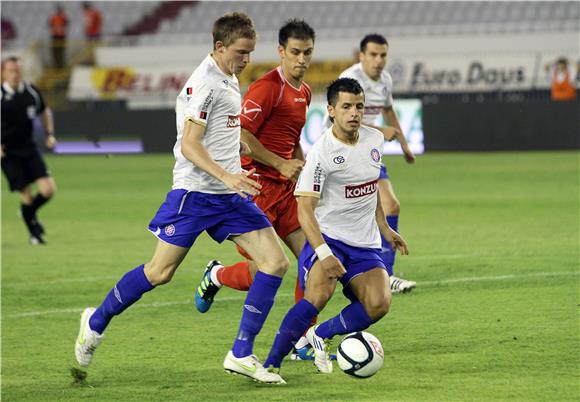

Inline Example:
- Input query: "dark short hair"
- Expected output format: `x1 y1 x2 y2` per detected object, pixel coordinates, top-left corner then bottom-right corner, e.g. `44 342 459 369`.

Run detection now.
212 12 256 48
360 33 388 53
1 56 21 71
278 19 315 48
327 77 364 107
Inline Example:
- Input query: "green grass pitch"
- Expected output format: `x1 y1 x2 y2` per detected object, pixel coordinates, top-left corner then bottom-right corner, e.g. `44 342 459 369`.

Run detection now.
2 151 578 401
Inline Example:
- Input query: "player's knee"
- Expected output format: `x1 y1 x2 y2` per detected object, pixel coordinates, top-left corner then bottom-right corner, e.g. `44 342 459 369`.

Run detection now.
305 289 332 312
260 253 290 277
144 261 177 286
39 182 56 199
364 295 391 321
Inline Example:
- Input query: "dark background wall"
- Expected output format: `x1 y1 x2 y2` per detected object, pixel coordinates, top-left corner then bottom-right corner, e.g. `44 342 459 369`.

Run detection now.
422 99 580 151
54 98 580 153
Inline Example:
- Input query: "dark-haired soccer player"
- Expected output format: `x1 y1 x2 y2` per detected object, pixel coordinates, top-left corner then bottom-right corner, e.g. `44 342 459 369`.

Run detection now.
74 12 287 384
194 18 316 347
338 33 416 293
263 78 408 375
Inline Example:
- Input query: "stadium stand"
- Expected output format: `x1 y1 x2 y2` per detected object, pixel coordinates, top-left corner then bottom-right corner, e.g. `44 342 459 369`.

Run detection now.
3 1 579 50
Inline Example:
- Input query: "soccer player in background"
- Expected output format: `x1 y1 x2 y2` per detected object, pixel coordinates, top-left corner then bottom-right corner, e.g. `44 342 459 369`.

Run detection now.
1 56 57 245
263 78 408 376
74 12 287 384
194 19 319 357
336 33 416 293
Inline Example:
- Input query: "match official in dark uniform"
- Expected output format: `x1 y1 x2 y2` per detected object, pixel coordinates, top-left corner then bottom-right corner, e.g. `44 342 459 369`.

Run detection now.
1 56 57 245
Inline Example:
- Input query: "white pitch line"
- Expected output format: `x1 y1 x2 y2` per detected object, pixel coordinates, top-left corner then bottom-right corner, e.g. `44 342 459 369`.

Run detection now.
1 253 491 288
8 271 579 318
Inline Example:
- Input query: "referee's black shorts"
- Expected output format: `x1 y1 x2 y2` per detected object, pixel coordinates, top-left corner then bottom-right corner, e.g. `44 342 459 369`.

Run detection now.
1 148 50 192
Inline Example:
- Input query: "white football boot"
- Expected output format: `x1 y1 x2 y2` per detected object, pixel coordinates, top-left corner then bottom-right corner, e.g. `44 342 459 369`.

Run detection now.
305 326 333 373
75 307 104 367
223 351 286 384
390 276 417 294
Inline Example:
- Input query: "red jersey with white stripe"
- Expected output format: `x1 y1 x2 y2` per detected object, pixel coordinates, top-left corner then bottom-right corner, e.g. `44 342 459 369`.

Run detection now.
241 67 311 181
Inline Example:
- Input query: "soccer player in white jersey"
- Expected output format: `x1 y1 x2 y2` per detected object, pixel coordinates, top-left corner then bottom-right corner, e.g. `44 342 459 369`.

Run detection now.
262 78 409 376
74 13 288 385
338 33 416 294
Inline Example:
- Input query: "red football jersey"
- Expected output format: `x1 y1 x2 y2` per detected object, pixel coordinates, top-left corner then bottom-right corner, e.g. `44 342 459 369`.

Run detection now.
241 67 311 180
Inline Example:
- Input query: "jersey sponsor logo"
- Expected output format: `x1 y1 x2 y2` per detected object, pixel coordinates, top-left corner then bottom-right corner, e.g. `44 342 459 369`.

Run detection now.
364 105 383 115
27 106 36 119
313 162 323 186
333 155 345 164
241 99 262 122
294 97 306 103
227 115 241 128
201 89 214 112
345 179 378 198
371 148 381 162
164 224 176 237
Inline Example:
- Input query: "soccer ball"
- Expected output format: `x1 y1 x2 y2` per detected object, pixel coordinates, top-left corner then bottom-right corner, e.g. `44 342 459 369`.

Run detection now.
336 331 384 378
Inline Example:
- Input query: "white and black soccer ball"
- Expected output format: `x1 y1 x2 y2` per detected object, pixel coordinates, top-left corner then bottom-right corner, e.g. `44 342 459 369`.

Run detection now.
336 331 384 378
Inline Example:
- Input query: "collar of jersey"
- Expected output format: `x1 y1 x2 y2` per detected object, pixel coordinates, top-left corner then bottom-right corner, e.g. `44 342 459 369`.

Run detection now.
2 81 25 95
208 53 234 79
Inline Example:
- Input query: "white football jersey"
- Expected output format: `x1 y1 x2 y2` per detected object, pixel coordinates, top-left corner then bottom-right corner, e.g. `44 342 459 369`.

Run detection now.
173 54 242 194
340 63 394 125
295 125 384 248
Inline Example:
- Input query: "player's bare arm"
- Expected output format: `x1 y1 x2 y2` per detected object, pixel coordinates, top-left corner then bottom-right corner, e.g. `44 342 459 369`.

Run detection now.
292 142 305 161
382 106 415 164
42 107 57 149
241 128 304 181
375 193 409 255
181 120 261 197
297 195 346 279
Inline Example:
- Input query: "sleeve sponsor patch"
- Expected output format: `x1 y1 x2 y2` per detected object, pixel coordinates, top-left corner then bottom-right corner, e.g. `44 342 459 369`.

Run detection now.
241 99 262 122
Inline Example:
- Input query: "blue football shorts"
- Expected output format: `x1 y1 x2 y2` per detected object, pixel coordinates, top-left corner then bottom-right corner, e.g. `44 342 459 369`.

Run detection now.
297 234 386 293
148 189 272 248
379 164 389 180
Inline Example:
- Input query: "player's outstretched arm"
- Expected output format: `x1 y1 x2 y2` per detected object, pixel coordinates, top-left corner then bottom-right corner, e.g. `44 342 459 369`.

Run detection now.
382 107 415 164
297 196 346 279
181 120 261 198
42 107 57 149
375 193 409 255
241 128 304 181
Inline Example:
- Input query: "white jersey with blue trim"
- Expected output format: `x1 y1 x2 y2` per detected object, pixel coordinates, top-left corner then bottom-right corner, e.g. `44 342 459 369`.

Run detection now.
294 125 385 248
173 54 242 194
339 63 394 125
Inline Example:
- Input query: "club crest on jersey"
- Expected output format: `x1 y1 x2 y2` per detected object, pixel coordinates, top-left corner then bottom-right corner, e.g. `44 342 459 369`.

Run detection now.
371 148 381 162
345 179 378 198
227 115 241 128
241 99 262 122
333 155 345 164
164 224 176 237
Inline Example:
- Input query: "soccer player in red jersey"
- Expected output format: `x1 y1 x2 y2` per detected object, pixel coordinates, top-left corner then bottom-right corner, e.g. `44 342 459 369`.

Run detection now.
194 20 315 346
